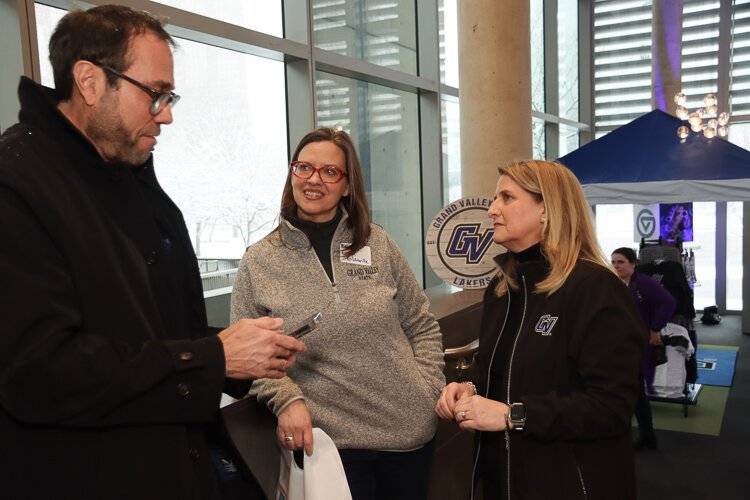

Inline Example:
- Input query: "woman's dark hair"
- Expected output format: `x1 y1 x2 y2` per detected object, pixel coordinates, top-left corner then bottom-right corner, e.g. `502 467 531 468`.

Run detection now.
612 247 638 263
280 127 371 256
49 5 174 100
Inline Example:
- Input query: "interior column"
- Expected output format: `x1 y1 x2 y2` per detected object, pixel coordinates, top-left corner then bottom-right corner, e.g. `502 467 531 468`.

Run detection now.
458 0 532 197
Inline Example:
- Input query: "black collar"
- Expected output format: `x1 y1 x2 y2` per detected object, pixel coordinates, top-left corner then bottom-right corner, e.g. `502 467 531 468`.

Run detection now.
16 76 155 176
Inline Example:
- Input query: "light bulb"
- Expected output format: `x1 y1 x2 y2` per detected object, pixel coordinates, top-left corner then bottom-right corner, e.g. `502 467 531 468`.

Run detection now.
718 126 728 137
708 118 718 129
674 92 687 106
697 108 705 118
677 126 690 139
703 93 717 107
704 127 717 139
688 112 702 127
676 106 689 119
706 104 718 115
718 112 729 126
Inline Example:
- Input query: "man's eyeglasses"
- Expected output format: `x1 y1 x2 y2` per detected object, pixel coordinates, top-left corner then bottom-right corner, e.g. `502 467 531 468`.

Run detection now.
290 161 348 184
94 63 180 116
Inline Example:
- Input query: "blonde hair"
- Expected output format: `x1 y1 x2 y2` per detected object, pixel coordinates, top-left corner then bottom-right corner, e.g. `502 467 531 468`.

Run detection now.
494 160 611 297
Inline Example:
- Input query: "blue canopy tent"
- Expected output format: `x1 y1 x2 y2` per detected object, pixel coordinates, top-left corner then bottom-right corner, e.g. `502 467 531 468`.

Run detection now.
559 109 750 205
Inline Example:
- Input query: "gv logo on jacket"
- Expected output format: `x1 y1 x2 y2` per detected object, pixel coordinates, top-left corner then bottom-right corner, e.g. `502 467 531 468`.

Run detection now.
534 314 558 336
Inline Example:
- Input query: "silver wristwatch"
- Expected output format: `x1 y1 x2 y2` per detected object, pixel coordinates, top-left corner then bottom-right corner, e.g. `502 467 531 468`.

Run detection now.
509 402 526 431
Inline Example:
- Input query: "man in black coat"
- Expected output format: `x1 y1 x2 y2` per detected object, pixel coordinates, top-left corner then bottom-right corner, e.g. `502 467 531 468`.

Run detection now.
0 5 305 499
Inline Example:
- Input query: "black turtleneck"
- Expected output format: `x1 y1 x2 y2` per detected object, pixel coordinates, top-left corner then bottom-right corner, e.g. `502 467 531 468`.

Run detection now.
287 206 343 282
514 242 545 263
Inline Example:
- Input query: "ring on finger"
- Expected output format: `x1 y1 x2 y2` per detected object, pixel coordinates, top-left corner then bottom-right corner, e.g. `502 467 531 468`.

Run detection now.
284 435 294 442
460 410 467 420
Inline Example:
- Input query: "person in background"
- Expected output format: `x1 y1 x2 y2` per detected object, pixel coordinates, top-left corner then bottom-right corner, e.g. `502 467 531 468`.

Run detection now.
231 127 445 500
436 160 646 500
0 6 304 499
611 247 677 451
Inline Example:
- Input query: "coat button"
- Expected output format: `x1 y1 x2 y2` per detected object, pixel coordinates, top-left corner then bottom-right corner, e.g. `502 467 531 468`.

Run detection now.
145 251 158 265
177 383 190 396
179 351 193 362
189 448 200 460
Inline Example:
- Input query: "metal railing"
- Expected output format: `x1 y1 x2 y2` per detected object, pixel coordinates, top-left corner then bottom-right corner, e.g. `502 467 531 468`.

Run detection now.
444 339 479 381
198 258 240 273
201 268 237 292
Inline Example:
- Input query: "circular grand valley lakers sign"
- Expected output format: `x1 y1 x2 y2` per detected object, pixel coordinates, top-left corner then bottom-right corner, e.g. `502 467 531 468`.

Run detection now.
425 197 504 289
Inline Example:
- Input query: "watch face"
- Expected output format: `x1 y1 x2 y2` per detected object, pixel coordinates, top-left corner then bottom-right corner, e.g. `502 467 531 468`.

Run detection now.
511 404 525 421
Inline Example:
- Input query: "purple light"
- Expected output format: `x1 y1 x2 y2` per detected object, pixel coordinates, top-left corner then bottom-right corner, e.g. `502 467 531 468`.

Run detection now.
652 1 682 112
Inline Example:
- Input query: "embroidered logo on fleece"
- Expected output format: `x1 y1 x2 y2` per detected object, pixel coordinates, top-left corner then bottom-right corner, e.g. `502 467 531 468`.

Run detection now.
534 315 558 336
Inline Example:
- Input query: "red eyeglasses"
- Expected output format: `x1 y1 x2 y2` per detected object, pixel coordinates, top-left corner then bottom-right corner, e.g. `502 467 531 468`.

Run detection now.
290 161 348 184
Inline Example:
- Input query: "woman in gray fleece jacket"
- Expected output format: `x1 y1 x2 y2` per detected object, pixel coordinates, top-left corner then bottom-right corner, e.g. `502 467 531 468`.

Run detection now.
230 127 445 500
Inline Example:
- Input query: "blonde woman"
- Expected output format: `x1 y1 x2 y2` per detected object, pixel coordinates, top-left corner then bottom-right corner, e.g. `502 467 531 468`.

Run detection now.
436 160 646 500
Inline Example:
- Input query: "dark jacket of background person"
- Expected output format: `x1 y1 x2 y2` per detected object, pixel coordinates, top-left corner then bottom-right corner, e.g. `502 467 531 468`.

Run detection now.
475 246 646 500
0 78 240 499
638 260 695 321
628 271 677 331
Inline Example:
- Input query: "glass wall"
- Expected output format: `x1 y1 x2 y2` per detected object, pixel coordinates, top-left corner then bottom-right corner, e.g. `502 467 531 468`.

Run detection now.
316 72 423 276
593 0 653 133
441 95 461 204
729 122 750 148
160 42 287 257
731 0 750 115
531 0 545 113
692 202 716 310
34 3 64 85
153 0 283 36
681 0 719 112
439 0 459 88
312 0 417 74
559 123 580 156
532 0 588 159
595 204 635 257
532 118 546 160
28 0 441 289
34 3 288 260
727 201 743 311
727 127 748 312
558 0 578 122
439 0 460 204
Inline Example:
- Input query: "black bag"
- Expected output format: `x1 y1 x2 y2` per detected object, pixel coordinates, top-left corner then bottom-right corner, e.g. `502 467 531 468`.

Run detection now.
700 305 721 325
653 344 668 366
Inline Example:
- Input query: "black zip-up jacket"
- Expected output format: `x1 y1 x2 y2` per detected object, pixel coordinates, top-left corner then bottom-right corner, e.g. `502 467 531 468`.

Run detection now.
474 244 646 500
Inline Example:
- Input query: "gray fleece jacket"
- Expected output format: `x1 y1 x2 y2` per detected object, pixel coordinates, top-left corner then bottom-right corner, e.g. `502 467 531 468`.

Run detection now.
230 214 445 450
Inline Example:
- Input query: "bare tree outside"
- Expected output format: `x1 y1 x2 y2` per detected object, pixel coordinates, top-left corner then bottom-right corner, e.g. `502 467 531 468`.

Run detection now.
156 38 288 260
